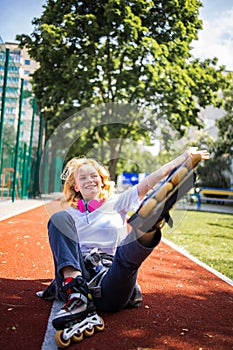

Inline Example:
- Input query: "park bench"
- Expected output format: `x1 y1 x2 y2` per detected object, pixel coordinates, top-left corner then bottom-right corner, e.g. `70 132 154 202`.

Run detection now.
196 187 233 210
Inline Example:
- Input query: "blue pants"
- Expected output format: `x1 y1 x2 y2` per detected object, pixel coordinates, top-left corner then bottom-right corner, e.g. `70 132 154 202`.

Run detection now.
47 211 161 312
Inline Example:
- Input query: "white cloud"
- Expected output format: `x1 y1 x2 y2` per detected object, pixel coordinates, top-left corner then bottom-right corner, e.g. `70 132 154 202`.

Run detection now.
192 8 233 71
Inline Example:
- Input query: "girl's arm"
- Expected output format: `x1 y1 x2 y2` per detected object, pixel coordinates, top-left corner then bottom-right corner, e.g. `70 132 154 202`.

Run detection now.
137 148 210 200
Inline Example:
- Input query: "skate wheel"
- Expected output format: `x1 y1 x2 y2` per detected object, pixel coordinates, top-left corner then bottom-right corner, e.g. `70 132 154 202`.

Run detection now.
72 332 84 343
186 154 201 169
156 182 173 202
95 317 105 332
84 326 94 337
55 330 71 349
170 167 188 186
138 198 157 218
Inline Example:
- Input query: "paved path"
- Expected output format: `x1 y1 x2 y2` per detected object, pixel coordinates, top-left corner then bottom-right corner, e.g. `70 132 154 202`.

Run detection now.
0 193 62 221
176 201 233 214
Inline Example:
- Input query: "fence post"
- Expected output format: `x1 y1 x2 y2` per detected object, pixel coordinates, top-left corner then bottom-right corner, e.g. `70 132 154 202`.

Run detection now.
33 111 44 198
25 97 36 197
12 78 24 202
0 48 10 178
21 143 28 198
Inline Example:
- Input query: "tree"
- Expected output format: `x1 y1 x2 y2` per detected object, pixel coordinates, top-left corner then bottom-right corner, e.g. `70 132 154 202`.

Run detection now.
181 126 232 188
197 158 231 188
195 75 233 188
215 74 233 159
2 124 16 168
16 0 230 178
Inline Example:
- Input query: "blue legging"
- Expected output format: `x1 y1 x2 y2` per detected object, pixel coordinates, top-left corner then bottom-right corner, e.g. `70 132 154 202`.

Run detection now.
48 211 161 312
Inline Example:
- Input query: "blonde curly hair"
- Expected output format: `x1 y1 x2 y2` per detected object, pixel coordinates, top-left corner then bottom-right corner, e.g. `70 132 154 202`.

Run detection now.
60 157 115 208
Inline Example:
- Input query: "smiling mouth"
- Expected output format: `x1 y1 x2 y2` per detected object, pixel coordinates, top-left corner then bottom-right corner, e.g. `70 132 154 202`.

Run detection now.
85 185 96 189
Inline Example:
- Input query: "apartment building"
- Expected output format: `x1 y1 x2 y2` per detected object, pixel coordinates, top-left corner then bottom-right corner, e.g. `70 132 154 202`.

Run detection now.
0 41 39 144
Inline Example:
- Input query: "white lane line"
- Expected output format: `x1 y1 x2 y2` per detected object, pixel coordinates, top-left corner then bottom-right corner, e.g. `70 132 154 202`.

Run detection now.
41 301 62 350
162 237 233 287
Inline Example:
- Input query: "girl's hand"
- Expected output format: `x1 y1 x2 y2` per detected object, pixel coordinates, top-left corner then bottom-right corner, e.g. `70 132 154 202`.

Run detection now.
187 147 210 160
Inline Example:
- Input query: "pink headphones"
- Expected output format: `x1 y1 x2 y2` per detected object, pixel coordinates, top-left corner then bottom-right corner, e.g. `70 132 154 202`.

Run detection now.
77 199 104 212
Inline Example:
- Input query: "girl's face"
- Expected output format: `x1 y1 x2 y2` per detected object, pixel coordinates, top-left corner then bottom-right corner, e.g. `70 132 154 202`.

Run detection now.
74 163 102 201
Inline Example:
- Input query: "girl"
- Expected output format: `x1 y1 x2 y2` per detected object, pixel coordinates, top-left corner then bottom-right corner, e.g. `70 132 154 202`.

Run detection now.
42 148 209 332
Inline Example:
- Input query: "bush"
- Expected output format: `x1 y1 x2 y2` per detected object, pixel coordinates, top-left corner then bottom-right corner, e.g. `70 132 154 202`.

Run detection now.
197 157 231 188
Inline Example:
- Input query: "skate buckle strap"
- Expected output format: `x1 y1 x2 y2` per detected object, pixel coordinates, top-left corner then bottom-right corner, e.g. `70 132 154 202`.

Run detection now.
84 248 101 269
65 292 88 311
63 276 85 292
87 267 109 298
164 212 173 228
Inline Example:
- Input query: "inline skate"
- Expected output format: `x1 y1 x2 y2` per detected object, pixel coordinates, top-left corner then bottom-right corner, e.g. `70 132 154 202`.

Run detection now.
128 154 201 232
53 276 104 348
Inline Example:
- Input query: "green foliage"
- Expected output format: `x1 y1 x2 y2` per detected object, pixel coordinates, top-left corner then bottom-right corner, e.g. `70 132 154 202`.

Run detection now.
1 125 17 170
183 127 232 188
215 114 233 156
16 0 230 176
2 124 16 158
215 74 233 159
197 157 231 188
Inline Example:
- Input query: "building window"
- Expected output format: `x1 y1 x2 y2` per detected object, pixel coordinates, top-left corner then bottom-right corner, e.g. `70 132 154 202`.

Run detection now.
12 50 21 55
6 97 18 103
9 66 19 73
5 118 15 123
11 55 21 63
8 76 19 83
6 87 18 93
6 107 16 114
24 59 30 65
24 70 30 75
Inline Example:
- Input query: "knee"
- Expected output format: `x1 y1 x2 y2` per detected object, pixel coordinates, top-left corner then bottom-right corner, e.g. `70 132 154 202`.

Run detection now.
48 211 77 242
49 211 68 228
48 212 64 236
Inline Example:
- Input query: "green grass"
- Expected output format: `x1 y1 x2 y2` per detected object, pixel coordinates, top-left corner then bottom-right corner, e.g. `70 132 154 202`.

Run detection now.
162 209 233 280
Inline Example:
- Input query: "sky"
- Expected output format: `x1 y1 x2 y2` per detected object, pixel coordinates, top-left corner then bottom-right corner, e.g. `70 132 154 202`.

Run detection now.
0 0 233 71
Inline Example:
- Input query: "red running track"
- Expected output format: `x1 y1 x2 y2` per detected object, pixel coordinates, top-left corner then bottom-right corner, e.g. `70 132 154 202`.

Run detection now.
0 201 233 350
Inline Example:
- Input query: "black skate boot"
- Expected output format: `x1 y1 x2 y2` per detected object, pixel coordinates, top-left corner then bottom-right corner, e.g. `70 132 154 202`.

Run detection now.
52 276 96 330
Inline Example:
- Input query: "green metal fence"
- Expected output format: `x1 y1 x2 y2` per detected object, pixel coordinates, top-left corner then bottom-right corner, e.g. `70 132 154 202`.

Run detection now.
0 39 66 201
0 40 45 201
